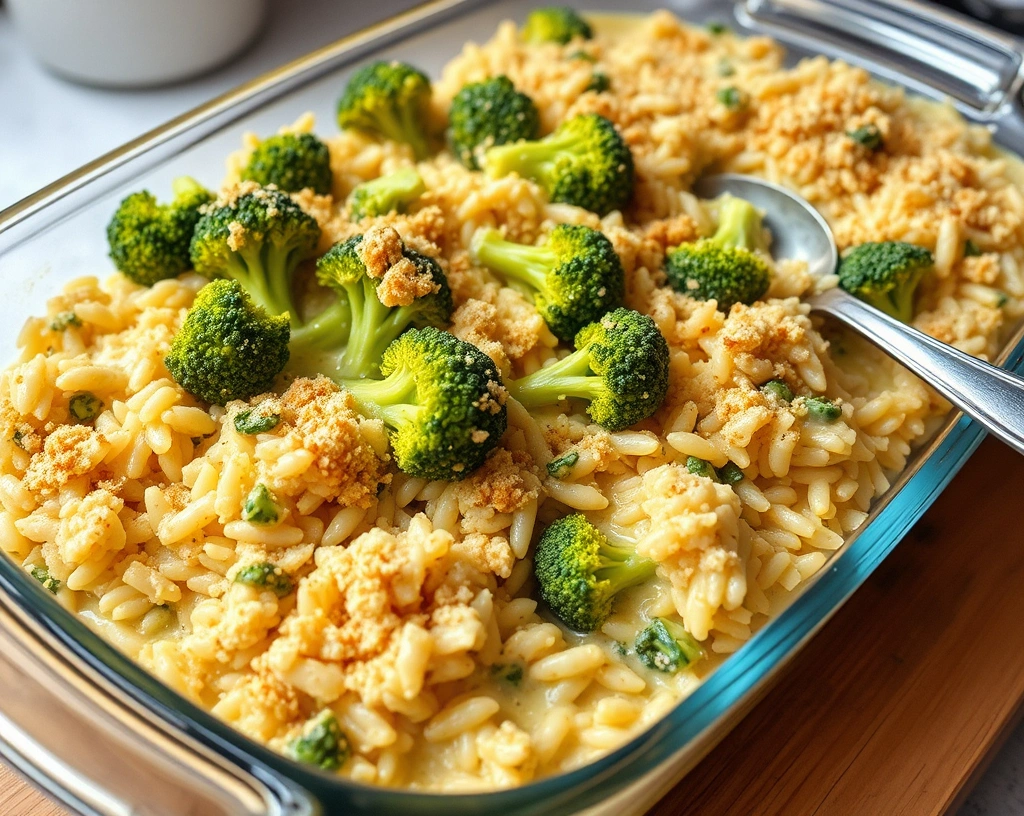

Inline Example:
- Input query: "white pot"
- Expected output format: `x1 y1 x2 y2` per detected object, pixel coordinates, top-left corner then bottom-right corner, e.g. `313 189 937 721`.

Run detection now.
6 0 269 88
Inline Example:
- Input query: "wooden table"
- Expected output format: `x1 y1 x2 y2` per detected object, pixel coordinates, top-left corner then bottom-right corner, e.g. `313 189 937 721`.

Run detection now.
4 437 1023 815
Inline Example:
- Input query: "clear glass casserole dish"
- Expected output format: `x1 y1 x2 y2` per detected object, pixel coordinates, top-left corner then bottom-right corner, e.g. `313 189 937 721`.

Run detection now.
1 0 1023 813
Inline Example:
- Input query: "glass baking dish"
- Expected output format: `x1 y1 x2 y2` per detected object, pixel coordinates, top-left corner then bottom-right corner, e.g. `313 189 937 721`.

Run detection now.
1 0 1023 813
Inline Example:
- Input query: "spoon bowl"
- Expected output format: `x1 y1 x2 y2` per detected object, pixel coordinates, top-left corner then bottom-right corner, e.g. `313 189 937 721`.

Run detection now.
695 173 1024 456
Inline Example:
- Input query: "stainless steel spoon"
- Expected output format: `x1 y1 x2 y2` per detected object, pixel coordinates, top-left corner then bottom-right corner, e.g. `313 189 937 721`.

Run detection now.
695 173 1024 456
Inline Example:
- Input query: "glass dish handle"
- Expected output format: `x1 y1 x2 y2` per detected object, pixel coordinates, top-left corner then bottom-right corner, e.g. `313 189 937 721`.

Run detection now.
741 0 1024 113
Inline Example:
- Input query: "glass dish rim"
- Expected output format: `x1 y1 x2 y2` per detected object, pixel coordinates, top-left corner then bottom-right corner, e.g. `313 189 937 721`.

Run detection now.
1 0 1022 811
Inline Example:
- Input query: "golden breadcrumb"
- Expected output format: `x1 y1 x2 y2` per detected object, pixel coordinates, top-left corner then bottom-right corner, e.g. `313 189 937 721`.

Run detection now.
23 424 108 497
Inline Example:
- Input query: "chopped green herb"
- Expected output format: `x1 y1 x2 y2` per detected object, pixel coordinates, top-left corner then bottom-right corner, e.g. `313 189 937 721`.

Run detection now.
547 450 580 479
706 21 728 35
586 71 610 93
635 617 706 673
761 379 794 403
686 455 718 481
964 239 982 257
234 561 295 597
241 484 281 526
288 711 350 771
69 392 102 422
49 312 82 332
997 292 1009 308
847 123 883 151
568 50 596 63
716 86 746 110
491 662 525 685
12 430 26 450
234 408 280 435
30 565 60 594
804 396 842 423
612 641 629 657
717 461 745 485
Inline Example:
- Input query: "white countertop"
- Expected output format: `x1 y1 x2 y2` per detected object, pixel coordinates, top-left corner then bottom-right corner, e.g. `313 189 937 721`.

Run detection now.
0 1 1021 813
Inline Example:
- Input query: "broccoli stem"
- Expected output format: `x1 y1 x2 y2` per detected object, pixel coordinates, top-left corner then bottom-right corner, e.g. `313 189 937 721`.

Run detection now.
471 229 554 294
507 347 599 406
335 276 421 379
595 534 658 594
483 129 580 188
375 106 430 160
289 298 351 351
223 242 304 328
714 195 765 252
342 365 419 428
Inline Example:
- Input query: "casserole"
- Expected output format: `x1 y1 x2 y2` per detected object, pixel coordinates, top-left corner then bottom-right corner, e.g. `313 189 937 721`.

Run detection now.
1 0 1023 813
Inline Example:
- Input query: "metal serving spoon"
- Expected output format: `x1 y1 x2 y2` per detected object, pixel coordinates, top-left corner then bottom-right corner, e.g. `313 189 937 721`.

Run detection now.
695 173 1024 456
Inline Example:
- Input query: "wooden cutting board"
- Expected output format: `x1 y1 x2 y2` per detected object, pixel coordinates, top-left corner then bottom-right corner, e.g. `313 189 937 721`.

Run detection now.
4 436 1023 816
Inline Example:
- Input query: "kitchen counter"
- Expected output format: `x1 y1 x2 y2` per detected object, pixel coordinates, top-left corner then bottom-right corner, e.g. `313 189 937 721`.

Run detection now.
0 1 1022 813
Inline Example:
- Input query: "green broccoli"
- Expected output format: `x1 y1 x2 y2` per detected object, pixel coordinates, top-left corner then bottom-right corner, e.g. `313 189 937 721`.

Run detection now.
964 239 982 258
189 186 321 327
337 60 432 159
761 379 793 403
803 396 842 423
586 71 611 93
30 565 61 595
49 312 81 332
342 327 507 481
234 561 294 596
547 450 579 479
448 76 541 170
663 194 771 311
165 280 290 405
69 392 103 423
290 233 452 380
233 407 280 435
685 455 717 480
716 86 747 110
847 123 883 151
240 132 333 195
522 7 593 44
491 662 525 685
107 176 213 286
482 113 635 216
347 167 426 220
534 513 656 632
242 484 282 525
634 617 706 672
717 461 745 485
836 241 933 323
470 223 625 342
508 308 670 432
288 711 350 771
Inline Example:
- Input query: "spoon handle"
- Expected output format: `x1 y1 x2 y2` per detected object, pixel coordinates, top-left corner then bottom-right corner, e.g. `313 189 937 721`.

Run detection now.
811 287 1024 456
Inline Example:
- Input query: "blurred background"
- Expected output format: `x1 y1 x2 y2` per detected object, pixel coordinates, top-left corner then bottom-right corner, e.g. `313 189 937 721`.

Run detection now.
0 0 1023 813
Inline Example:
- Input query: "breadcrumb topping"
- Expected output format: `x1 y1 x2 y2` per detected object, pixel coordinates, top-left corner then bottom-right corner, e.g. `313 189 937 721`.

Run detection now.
23 424 108 497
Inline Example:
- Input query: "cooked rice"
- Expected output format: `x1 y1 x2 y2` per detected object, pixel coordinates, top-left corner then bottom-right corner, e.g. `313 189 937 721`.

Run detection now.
1 10 1022 791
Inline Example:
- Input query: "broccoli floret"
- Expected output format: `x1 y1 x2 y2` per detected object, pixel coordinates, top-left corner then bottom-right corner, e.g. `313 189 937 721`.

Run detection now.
634 617 706 673
470 224 625 342
240 132 333 195
685 455 717 480
342 327 507 481
717 461 745 485
482 113 635 216
663 194 771 311
547 450 579 479
288 711 350 771
491 662 525 685
964 239 982 257
30 565 61 594
347 167 426 220
234 407 280 435
165 280 290 405
716 86 747 110
234 561 294 597
294 234 453 380
508 308 669 432
448 76 541 170
837 241 933 323
242 484 282 525
337 60 432 159
803 396 842 423
69 392 102 423
522 7 593 44
586 71 611 93
761 378 793 403
49 312 81 332
107 176 213 286
190 186 321 327
706 21 729 35
534 513 656 632
847 123 883 151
